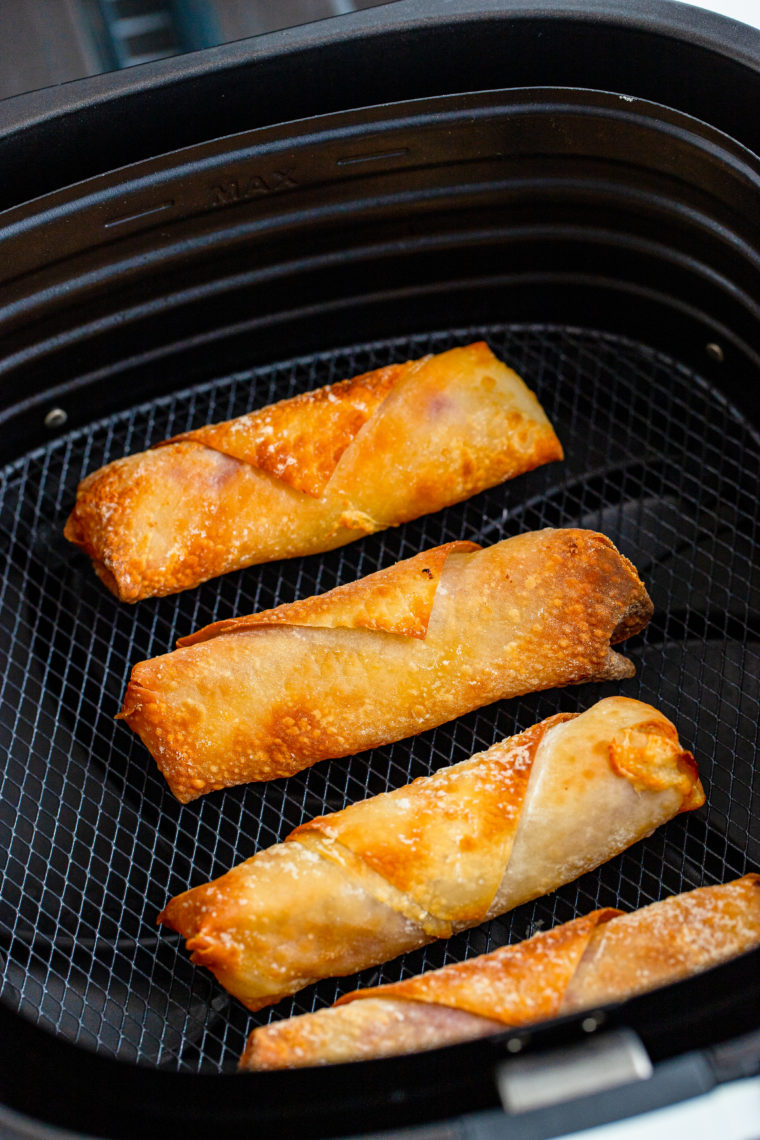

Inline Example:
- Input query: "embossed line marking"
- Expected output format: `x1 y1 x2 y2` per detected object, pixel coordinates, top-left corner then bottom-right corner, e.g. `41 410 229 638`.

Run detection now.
336 148 411 166
105 200 175 228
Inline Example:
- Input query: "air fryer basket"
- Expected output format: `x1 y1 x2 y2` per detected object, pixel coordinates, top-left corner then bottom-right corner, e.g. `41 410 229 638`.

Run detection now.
0 3 759 1138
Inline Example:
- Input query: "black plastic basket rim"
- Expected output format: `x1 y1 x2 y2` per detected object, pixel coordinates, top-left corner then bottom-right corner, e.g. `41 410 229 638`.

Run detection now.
1 0 760 213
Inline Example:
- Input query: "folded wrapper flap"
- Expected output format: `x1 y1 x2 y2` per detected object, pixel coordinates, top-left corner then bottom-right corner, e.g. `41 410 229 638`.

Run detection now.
158 343 553 501
290 715 573 929
289 701 703 931
161 359 412 497
176 541 481 645
339 873 760 1024
336 909 621 1024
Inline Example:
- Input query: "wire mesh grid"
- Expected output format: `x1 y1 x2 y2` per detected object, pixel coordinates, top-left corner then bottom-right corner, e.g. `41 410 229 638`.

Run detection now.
0 324 758 1072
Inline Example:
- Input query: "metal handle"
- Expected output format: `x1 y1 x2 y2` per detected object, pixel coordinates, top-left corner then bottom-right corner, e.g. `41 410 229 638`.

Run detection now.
494 1027 652 1115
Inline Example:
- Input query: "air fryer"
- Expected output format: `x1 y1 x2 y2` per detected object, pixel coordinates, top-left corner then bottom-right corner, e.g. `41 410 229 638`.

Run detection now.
0 2 758 1137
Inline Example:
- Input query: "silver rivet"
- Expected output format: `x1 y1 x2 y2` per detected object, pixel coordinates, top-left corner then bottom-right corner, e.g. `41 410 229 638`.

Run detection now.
581 1014 603 1033
506 1037 524 1053
44 407 68 429
706 342 724 363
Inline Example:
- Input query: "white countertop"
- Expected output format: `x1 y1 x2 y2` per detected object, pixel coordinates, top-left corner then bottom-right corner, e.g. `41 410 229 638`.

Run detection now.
565 1075 760 1140
673 0 760 28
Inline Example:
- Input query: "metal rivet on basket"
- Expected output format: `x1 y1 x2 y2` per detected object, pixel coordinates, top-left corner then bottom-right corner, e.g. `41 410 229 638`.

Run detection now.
44 408 68 429
506 1037 524 1053
706 342 724 363
581 1013 605 1033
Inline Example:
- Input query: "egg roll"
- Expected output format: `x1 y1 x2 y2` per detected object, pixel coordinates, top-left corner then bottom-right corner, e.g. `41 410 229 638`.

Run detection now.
64 342 563 601
120 528 654 801
239 875 760 1068
158 696 704 1012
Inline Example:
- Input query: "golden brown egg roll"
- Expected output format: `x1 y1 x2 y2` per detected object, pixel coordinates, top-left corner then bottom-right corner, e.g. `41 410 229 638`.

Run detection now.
64 342 563 601
120 528 654 801
158 697 704 1012
239 875 760 1069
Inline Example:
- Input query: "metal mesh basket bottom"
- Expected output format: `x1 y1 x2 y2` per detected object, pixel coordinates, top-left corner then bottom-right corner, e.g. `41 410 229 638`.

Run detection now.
0 324 758 1073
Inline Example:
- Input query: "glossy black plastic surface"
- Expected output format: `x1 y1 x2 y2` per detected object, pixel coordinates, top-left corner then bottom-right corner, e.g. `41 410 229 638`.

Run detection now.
1 86 759 460
1 0 760 209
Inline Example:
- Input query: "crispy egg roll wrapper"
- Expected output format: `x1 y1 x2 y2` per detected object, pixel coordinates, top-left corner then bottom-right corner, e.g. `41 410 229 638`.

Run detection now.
64 342 563 601
121 528 654 801
158 697 704 1011
240 875 760 1069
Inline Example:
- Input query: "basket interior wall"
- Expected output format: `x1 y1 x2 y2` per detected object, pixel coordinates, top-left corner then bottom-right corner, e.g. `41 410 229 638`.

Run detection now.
0 322 758 1072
